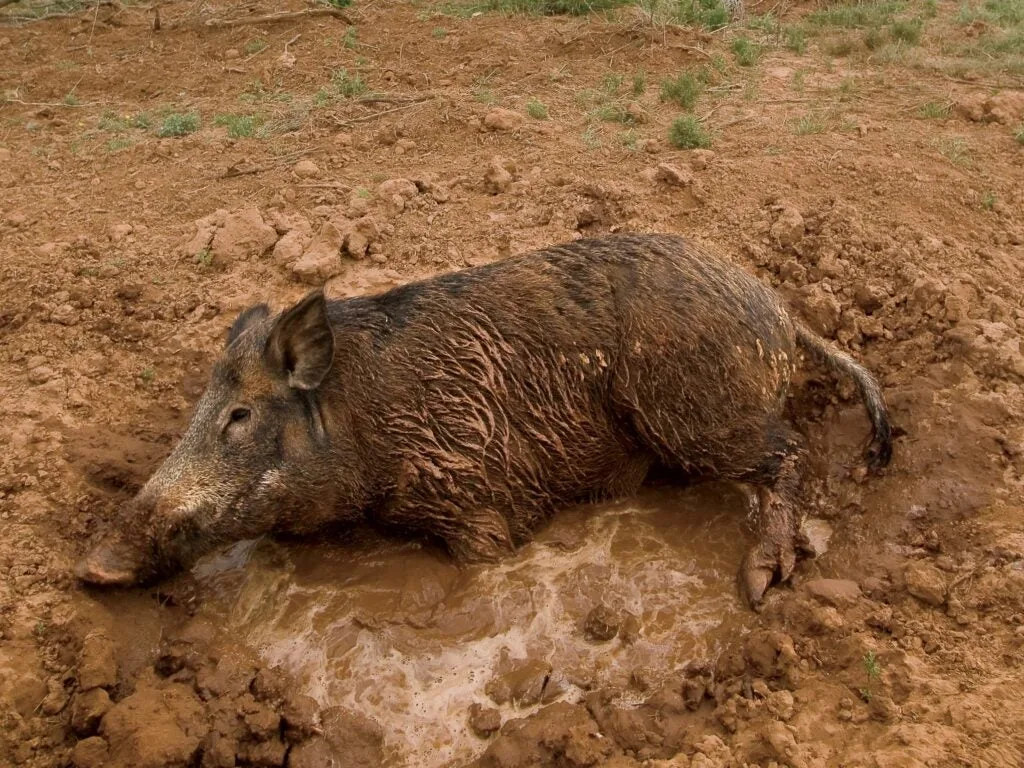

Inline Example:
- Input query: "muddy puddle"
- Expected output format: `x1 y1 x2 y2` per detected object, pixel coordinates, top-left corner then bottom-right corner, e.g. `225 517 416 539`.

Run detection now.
191 484 753 766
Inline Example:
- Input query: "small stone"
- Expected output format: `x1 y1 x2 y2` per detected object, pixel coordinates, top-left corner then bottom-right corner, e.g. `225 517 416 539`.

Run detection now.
483 107 524 132
7 211 28 227
72 688 113 736
468 703 501 738
583 604 620 643
655 163 694 187
28 365 56 385
108 223 133 242
79 631 118 690
804 578 861 607
484 156 515 194
770 206 805 248
70 736 109 768
293 159 320 179
51 304 81 326
904 561 947 606
224 48 241 60
689 149 716 170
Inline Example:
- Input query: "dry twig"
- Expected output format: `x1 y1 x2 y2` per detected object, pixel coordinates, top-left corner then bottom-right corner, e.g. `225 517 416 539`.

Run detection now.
193 7 352 29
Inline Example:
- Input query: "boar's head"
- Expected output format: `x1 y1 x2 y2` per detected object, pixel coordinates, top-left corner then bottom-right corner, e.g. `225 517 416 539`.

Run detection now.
75 291 338 586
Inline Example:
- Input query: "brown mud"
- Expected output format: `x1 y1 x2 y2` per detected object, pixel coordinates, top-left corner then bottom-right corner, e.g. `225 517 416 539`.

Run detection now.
2 0 1024 766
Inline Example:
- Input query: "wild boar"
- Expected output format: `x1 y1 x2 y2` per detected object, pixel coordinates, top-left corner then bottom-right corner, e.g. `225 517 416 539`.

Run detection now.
75 233 892 605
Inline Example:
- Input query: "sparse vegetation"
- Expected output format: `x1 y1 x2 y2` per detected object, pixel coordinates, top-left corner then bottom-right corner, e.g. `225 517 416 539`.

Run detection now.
343 27 359 49
936 136 973 167
244 39 267 55
632 70 646 96
784 25 808 53
447 0 632 16
106 137 132 152
807 0 905 29
157 112 200 138
214 114 261 138
981 190 997 210
140 366 156 383
671 0 731 31
731 36 761 67
1016 123 1024 144
194 248 214 269
432 26 448 38
918 101 951 119
526 98 549 119
891 17 924 44
794 113 826 135
668 115 711 149
331 68 368 98
863 651 882 681
660 71 704 110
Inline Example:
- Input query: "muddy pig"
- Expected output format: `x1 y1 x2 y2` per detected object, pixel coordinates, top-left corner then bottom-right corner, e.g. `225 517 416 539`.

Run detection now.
75 233 892 605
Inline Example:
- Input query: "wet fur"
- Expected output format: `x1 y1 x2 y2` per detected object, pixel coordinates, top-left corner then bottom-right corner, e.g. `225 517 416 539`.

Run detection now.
295 234 891 563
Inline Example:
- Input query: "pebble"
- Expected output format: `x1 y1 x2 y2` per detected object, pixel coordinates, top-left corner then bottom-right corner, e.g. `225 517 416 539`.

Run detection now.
293 159 320 179
483 107 524 132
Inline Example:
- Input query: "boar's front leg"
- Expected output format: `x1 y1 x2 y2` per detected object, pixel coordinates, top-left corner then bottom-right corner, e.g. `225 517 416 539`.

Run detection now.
381 460 518 562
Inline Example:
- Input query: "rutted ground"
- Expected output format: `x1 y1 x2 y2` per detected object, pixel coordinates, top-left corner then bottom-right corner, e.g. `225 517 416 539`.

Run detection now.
1 0 1023 765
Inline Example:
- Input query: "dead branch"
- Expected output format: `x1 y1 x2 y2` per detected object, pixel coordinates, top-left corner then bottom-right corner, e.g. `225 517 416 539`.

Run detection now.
220 149 312 179
329 96 436 127
355 94 433 105
193 7 352 30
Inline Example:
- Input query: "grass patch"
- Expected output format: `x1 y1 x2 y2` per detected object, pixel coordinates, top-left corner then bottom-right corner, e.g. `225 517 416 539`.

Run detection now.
980 190 997 210
593 103 634 124
106 137 132 152
448 0 633 16
731 36 761 66
432 26 448 38
794 113 826 134
331 68 368 98
807 0 905 29
660 70 705 110
157 112 200 138
784 25 807 53
244 38 267 55
194 248 214 270
671 0 731 31
1016 124 1024 144
473 88 497 104
668 115 711 149
864 26 888 50
917 101 951 119
935 136 973 167
526 98 549 119
825 36 857 56
890 17 923 44
620 129 639 151
343 27 359 49
632 70 647 96
581 125 601 149
214 114 262 138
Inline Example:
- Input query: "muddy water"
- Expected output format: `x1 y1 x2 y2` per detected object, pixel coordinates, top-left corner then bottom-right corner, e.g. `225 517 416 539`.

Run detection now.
193 484 753 766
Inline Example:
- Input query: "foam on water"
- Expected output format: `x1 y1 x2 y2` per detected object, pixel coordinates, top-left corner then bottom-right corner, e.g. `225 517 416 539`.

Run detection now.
195 485 751 767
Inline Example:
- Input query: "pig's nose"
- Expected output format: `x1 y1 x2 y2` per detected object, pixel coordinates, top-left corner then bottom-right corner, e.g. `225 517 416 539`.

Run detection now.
74 537 143 586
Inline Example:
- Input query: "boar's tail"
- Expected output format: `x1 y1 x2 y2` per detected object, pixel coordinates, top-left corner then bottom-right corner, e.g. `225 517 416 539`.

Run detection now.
795 324 893 471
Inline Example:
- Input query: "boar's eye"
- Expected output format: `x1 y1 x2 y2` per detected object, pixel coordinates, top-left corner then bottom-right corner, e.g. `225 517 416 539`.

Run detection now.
228 407 251 424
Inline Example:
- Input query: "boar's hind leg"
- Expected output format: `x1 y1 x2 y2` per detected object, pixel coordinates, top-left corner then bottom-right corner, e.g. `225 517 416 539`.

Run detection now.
728 421 806 608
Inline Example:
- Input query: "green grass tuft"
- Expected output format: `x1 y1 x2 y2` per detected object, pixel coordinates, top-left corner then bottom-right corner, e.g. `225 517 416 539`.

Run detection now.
157 112 200 138
731 36 761 66
214 114 262 138
917 101 951 119
526 98 549 119
668 115 711 149
660 71 705 110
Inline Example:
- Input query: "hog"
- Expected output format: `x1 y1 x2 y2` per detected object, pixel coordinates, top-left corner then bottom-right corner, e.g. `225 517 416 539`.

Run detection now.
75 233 892 605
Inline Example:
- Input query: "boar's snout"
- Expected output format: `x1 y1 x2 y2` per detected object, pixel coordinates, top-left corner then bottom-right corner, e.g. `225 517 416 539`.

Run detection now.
75 532 151 587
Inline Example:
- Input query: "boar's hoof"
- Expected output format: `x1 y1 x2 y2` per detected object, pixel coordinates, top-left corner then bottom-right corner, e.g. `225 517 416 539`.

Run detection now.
74 541 142 587
740 539 797 608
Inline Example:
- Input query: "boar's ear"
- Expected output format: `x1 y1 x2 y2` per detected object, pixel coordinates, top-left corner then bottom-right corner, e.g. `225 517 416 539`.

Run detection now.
226 303 270 347
265 290 335 390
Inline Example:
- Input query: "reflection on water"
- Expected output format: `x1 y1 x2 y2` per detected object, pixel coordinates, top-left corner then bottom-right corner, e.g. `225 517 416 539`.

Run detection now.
193 483 753 767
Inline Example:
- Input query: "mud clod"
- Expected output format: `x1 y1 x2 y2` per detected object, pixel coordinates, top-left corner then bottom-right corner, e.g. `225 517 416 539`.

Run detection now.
469 703 502 738
70 736 110 768
904 561 948 607
71 687 113 735
583 603 620 643
78 631 118 691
